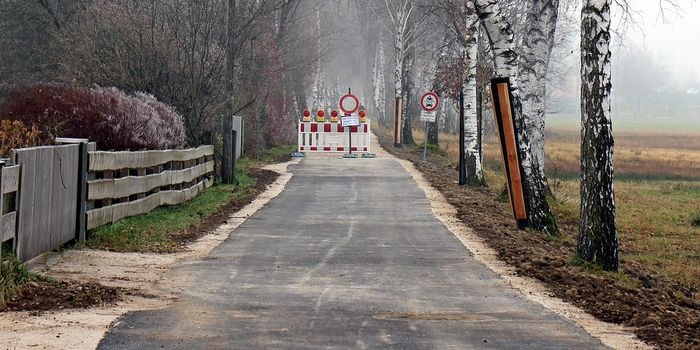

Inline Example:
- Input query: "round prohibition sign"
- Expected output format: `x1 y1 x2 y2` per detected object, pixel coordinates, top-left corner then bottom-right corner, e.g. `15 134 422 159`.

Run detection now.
339 93 360 114
420 92 440 112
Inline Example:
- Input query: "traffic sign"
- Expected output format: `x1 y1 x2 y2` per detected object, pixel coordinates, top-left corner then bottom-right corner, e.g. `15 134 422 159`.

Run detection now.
339 93 360 114
420 111 436 123
420 92 439 112
341 114 360 127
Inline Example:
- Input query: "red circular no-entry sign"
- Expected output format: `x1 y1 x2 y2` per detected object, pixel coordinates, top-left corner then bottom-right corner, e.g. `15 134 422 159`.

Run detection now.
420 92 440 112
339 93 360 115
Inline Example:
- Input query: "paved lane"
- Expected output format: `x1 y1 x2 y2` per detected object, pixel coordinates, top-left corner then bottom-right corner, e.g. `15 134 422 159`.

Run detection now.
98 155 607 349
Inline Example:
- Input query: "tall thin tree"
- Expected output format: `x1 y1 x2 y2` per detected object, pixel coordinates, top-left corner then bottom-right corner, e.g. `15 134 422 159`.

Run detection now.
222 0 236 184
578 0 618 271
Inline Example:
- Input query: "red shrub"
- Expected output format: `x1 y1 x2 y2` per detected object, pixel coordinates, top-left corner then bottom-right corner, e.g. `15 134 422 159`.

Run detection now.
0 83 186 151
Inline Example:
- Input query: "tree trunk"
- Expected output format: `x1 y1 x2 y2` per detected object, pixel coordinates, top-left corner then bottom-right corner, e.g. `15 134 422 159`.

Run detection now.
402 47 415 145
518 0 560 179
373 43 387 126
578 0 618 271
222 0 236 184
311 10 322 112
393 19 404 146
463 2 482 184
473 0 557 234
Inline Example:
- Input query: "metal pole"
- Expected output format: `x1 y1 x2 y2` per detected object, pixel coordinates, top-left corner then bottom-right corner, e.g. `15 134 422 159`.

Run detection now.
459 89 467 185
423 121 428 161
348 126 352 155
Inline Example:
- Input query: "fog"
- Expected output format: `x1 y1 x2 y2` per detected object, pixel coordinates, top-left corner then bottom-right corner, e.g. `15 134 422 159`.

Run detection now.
628 1 700 82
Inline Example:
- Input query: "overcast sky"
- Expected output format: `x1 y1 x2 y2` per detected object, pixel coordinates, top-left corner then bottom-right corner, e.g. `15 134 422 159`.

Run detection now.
622 1 700 84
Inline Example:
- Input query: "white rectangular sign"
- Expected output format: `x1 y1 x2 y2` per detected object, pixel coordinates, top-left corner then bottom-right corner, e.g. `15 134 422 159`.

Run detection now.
341 115 360 127
420 111 437 123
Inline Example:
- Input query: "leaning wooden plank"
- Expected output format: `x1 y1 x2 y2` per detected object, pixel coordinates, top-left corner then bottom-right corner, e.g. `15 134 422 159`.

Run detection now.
87 161 214 200
1 165 20 194
88 146 214 171
1 212 14 243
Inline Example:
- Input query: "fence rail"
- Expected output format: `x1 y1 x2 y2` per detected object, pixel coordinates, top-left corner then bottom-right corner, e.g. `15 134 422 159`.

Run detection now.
85 146 215 230
1 164 20 243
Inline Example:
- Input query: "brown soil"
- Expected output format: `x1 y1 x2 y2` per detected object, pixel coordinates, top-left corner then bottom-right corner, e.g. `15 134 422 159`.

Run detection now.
2 279 123 313
1 168 280 315
376 130 699 350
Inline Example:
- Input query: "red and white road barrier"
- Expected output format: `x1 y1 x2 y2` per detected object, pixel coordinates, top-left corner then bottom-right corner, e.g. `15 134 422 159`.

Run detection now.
298 121 372 153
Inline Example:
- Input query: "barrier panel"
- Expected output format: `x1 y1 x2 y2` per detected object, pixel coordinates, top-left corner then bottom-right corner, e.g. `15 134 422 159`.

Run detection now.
298 120 371 153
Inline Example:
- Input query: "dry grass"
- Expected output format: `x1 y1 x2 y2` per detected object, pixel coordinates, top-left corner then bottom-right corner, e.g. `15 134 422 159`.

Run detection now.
416 127 700 290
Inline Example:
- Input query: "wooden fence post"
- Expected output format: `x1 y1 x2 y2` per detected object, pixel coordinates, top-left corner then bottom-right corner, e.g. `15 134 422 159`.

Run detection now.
0 161 4 270
222 116 234 184
76 142 88 243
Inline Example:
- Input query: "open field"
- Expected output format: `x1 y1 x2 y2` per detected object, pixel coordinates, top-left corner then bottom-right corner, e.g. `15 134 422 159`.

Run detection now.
546 114 700 134
412 125 700 292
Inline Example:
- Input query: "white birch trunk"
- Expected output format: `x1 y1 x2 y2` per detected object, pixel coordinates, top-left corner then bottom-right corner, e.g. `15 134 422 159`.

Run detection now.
578 0 618 271
519 0 560 178
311 10 322 111
373 43 387 125
463 2 482 182
473 0 557 234
378 44 386 124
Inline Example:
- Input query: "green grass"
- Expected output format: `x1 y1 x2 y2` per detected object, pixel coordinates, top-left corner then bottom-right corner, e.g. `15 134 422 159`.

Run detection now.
0 251 38 308
86 172 253 252
86 145 294 253
237 145 295 169
548 177 700 290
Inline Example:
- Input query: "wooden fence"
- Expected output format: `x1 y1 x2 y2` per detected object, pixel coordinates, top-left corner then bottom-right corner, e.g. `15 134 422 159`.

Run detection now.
86 146 215 230
12 145 81 262
0 144 215 269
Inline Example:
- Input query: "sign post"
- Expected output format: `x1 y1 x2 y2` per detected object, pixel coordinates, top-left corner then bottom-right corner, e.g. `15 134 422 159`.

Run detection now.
420 92 440 161
339 90 360 159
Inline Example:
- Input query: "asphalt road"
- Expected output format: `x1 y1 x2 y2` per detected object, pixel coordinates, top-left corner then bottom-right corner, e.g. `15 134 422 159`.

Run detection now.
98 155 608 349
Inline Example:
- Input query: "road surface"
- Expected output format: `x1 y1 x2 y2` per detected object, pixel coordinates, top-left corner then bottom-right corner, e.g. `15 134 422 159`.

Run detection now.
98 154 607 349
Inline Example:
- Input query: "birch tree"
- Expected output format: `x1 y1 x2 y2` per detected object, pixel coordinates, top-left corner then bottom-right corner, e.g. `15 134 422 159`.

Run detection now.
311 9 323 111
462 1 482 184
578 0 617 271
472 0 557 234
373 43 388 125
518 0 560 179
371 0 416 146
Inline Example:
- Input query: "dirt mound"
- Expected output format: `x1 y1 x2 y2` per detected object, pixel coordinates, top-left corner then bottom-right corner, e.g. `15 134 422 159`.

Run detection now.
2 280 123 313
